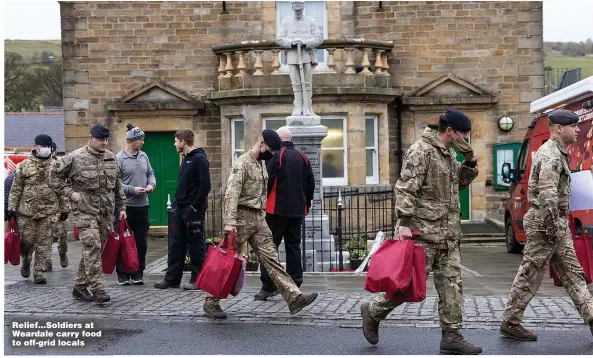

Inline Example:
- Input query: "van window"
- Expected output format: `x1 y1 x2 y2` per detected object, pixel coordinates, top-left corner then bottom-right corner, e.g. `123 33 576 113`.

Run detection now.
517 139 530 181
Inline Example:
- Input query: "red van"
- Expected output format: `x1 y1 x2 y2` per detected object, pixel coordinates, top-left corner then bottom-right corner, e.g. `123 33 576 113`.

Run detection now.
502 76 593 253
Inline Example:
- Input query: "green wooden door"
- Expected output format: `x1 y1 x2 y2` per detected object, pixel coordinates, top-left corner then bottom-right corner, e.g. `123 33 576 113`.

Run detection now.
455 148 471 221
142 132 180 226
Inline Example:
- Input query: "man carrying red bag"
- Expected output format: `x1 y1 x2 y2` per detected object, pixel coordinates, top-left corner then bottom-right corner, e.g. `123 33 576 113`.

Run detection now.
360 110 482 355
201 129 318 319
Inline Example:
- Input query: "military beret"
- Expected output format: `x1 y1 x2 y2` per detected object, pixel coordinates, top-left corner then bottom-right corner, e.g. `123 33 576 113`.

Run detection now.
549 109 579 126
34 134 53 146
262 129 281 151
443 109 472 132
90 123 111 139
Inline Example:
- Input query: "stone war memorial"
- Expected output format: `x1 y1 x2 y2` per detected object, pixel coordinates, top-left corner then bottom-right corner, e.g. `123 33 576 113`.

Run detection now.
61 1 544 271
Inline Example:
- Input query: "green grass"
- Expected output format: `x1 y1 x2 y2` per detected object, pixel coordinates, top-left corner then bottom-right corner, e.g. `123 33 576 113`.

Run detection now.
4 39 62 63
545 56 593 79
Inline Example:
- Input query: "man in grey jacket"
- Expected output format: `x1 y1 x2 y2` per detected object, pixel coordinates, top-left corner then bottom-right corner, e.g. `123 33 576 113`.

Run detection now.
115 123 156 285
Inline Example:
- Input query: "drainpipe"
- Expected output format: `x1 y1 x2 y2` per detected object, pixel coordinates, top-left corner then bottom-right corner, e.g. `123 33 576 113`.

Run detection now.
396 97 403 175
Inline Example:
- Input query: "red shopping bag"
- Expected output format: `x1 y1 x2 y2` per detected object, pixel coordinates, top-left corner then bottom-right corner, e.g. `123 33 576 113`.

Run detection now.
196 232 243 299
549 235 593 286
231 255 248 297
73 225 80 241
5 218 21 265
102 228 121 274
118 220 139 273
386 244 426 303
364 238 415 293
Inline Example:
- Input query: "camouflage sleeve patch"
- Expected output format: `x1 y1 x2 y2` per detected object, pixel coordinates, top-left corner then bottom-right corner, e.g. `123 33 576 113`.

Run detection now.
222 162 245 226
395 143 427 218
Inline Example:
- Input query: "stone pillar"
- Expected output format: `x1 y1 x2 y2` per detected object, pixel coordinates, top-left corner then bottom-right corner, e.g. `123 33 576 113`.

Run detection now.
285 115 335 271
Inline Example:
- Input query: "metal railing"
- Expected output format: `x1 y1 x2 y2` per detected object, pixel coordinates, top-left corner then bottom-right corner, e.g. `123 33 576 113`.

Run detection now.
167 185 395 272
544 67 582 95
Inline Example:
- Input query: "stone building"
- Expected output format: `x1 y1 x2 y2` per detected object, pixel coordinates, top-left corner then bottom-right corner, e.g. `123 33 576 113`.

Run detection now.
60 1 544 226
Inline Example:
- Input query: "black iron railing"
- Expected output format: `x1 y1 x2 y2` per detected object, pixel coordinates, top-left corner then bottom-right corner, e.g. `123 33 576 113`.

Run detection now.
167 185 396 272
544 67 582 95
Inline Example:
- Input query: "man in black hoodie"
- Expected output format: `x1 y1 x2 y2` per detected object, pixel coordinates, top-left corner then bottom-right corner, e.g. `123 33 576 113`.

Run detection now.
256 126 315 300
154 129 211 290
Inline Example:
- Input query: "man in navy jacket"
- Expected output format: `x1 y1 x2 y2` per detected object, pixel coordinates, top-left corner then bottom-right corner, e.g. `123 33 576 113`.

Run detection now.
256 126 315 300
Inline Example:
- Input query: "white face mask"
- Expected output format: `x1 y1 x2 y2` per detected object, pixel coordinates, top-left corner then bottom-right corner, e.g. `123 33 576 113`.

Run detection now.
37 147 52 158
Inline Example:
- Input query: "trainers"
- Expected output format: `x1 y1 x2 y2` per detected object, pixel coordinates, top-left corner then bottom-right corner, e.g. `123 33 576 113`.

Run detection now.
203 304 228 320
33 275 47 284
440 331 482 355
72 285 93 302
46 261 53 272
500 321 537 341
117 273 131 286
93 289 111 304
360 303 380 345
183 282 198 290
131 272 144 285
288 292 318 315
59 253 68 268
153 280 180 289
254 289 279 301
21 262 31 278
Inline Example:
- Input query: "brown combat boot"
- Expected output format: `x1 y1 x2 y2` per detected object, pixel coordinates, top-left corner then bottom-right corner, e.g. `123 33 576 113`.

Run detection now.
500 321 537 341
33 275 47 284
93 289 111 304
288 292 318 314
21 259 31 278
46 261 53 272
203 304 228 320
440 331 482 355
59 253 68 268
72 285 93 302
360 303 380 345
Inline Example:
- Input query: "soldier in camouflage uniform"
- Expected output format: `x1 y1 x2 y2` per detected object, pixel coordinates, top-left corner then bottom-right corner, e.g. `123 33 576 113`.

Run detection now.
501 109 593 340
48 142 69 271
360 109 482 355
6 134 68 284
202 129 318 319
50 124 127 304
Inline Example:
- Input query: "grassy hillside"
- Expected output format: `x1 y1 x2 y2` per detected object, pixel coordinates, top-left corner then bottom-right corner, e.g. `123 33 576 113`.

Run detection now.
4 39 62 63
544 57 593 79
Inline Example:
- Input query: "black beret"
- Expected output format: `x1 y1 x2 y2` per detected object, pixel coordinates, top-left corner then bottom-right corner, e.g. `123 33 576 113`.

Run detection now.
549 109 579 126
262 129 281 151
51 142 57 152
90 123 111 139
443 109 472 132
35 134 53 146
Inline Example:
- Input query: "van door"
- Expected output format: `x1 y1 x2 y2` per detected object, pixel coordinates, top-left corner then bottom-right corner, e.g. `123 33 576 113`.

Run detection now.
510 138 530 243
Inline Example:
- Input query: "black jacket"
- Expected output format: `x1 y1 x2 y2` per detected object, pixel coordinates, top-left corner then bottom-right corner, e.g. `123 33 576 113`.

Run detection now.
175 148 211 213
265 141 315 217
5 172 15 215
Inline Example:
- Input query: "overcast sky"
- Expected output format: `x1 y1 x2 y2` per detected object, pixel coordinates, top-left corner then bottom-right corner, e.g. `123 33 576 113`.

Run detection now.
3 0 593 43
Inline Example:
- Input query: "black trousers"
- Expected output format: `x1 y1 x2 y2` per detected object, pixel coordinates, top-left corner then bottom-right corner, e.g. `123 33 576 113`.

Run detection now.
165 206 206 285
116 206 150 275
260 214 304 292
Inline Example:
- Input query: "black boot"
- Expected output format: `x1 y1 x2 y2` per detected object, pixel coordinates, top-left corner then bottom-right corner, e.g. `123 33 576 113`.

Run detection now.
254 288 279 301
33 275 47 284
59 253 68 268
153 280 180 289
21 259 31 278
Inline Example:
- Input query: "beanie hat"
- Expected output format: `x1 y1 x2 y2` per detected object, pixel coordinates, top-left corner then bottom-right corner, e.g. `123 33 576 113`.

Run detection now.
126 123 145 143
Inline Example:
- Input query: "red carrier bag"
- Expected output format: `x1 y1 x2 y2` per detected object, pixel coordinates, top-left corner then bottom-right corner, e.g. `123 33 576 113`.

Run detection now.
5 218 21 265
196 232 243 299
549 235 593 286
386 244 427 303
73 225 80 241
364 238 415 293
101 226 121 274
118 220 140 273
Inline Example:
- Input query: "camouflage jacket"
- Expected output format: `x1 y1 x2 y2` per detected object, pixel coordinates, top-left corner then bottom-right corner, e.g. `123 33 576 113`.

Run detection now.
527 138 571 225
49 145 126 217
7 155 66 219
396 128 478 244
223 151 268 226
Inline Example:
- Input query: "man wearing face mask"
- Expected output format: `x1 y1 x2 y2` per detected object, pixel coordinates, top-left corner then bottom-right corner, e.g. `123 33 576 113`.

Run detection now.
360 109 482 354
202 129 319 320
154 128 210 291
7 134 67 284
50 124 127 304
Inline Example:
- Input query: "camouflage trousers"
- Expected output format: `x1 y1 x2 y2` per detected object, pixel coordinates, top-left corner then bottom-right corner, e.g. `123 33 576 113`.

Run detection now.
17 215 54 276
51 214 68 255
204 208 302 309
368 241 464 333
73 213 113 293
502 215 593 325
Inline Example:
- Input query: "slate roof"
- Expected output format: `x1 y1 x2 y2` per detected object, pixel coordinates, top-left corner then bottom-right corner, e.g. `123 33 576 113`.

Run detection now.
4 112 65 152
